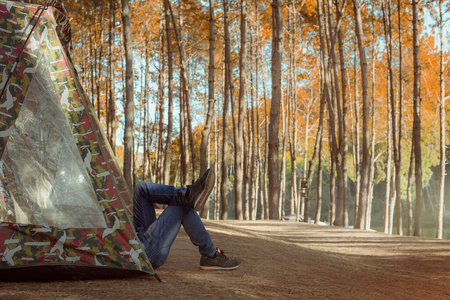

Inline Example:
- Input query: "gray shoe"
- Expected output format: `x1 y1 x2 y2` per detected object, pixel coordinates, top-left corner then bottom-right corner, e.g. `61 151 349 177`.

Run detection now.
185 168 215 211
200 248 241 270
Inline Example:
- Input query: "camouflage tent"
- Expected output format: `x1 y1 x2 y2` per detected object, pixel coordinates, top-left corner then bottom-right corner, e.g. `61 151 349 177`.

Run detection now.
0 0 154 279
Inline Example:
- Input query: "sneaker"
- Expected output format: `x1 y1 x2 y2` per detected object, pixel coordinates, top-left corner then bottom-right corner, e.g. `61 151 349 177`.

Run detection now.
185 168 215 211
200 248 241 270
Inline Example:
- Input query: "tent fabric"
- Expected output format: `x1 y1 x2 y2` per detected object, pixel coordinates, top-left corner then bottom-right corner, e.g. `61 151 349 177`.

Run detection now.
0 1 153 277
51 0 72 54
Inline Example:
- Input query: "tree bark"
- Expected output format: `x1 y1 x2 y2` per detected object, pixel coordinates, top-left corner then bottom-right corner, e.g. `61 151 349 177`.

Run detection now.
315 137 323 224
309 0 326 224
107 0 116 154
353 0 370 230
395 0 404 236
407 144 414 236
199 0 217 219
352 36 360 225
221 0 232 220
233 0 247 221
279 96 287 218
121 0 134 188
412 0 423 237
335 0 348 228
163 0 174 185
268 0 283 220
436 0 446 239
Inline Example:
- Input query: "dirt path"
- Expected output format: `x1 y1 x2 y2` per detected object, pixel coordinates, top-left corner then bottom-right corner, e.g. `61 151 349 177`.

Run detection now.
2 220 450 299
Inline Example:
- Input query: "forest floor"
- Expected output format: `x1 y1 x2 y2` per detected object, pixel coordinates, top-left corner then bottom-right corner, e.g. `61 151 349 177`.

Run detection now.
2 218 450 299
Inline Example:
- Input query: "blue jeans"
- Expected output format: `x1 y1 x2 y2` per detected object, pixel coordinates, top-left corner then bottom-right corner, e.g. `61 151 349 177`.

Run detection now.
133 181 216 268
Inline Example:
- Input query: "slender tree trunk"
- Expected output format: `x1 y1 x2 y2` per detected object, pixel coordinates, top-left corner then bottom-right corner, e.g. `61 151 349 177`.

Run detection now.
353 0 370 230
163 0 174 185
214 111 220 220
325 0 342 227
336 0 348 227
244 103 250 221
156 3 166 183
366 15 377 231
221 1 232 220
309 0 326 224
250 25 258 221
263 64 269 220
315 138 323 224
279 97 287 218
385 67 393 234
268 0 283 219
121 0 134 188
412 0 423 237
233 0 247 221
395 0 403 237
253 5 262 220
89 4 94 104
143 42 150 180
96 13 105 121
199 0 217 219
352 37 360 225
108 0 116 153
407 144 414 236
436 0 446 239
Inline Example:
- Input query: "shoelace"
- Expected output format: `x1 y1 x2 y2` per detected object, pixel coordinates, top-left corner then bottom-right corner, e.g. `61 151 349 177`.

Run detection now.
216 248 228 258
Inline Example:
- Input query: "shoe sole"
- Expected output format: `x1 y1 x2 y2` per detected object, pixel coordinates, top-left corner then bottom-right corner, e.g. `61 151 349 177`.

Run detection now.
193 170 215 211
199 264 240 270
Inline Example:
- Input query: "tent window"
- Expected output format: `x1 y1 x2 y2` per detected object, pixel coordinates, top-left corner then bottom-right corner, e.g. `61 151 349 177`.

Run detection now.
0 58 106 229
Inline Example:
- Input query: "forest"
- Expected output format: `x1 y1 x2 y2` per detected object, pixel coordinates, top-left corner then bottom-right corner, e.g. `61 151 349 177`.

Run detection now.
21 0 450 238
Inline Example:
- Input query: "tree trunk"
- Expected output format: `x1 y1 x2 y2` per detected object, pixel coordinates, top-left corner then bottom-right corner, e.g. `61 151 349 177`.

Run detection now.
253 5 262 220
268 0 283 219
263 63 269 220
155 2 166 183
244 102 250 220
108 0 116 153
336 0 348 228
250 24 258 221
199 0 217 219
352 37 360 226
214 112 220 220
288 36 298 216
324 0 341 227
163 0 174 185
308 0 326 224
436 0 446 239
233 0 247 221
221 0 232 220
279 97 287 218
395 0 403 237
142 42 150 181
407 144 414 236
121 0 134 188
315 138 323 224
353 0 370 230
412 0 423 237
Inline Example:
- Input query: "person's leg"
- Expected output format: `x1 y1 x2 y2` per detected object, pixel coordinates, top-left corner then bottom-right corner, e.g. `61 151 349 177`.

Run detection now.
141 206 184 268
141 205 216 267
181 208 217 257
133 182 187 268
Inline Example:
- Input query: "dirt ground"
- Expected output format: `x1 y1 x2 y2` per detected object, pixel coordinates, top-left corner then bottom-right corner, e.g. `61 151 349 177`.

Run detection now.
1 219 450 299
